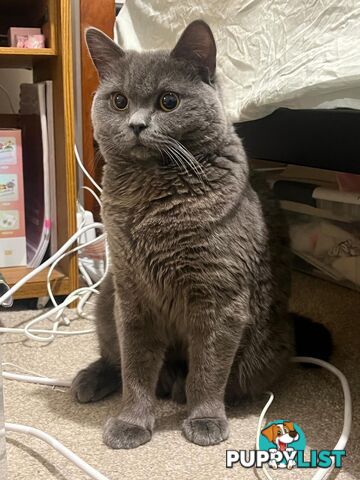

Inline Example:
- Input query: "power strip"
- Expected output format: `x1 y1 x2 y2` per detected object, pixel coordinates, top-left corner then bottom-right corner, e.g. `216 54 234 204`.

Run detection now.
77 210 96 245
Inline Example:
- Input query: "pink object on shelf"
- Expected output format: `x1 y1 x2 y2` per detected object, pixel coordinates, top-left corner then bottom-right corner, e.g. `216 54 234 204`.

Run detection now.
8 27 42 47
15 36 28 48
21 35 45 49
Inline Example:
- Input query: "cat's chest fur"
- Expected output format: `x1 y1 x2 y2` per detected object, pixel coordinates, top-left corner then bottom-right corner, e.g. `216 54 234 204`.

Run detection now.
104 169 210 272
101 160 249 316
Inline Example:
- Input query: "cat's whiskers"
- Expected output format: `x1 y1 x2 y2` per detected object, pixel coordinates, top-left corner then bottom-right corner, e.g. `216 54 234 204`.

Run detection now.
166 145 195 175
165 145 190 174
164 139 206 181
107 131 205 182
155 144 175 170
162 145 189 175
173 144 206 180
172 140 205 176
151 133 189 175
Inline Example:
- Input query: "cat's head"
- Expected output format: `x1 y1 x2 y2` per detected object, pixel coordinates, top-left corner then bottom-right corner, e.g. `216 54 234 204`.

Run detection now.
86 20 228 165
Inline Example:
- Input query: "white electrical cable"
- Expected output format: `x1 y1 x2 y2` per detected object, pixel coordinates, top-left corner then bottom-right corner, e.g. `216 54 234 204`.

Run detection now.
5 423 109 480
0 326 94 337
293 357 351 480
2 359 71 387
76 184 105 320
75 144 102 194
77 261 96 319
255 391 275 480
0 222 104 307
21 289 98 342
44 232 106 328
82 185 102 208
2 372 71 387
2 362 52 379
0 289 97 343
46 235 104 307
256 356 352 480
256 391 274 451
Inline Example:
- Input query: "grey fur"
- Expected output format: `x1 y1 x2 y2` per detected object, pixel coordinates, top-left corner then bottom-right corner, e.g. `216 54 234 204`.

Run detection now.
72 20 293 449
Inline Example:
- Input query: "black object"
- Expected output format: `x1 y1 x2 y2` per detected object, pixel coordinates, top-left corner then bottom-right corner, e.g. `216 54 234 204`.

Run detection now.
272 180 318 207
235 107 360 174
292 313 333 365
0 272 12 307
115 2 123 15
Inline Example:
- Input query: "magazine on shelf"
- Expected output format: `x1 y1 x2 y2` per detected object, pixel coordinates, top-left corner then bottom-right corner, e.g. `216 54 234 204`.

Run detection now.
0 129 27 267
45 80 57 255
20 82 53 268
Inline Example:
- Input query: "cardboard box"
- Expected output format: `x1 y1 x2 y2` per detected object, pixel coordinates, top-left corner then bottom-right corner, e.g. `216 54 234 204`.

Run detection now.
0 130 27 267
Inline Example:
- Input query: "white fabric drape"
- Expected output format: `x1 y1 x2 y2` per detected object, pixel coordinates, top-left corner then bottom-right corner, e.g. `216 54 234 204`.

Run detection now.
115 0 360 122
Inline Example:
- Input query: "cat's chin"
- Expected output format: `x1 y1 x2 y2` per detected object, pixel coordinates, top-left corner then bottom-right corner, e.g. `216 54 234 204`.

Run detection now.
130 144 155 160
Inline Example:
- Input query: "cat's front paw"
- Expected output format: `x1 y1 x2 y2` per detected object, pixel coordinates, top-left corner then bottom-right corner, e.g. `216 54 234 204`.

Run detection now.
103 417 151 449
182 417 229 446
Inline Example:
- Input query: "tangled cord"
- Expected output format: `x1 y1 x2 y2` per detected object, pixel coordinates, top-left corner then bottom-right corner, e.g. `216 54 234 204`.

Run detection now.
0 144 106 343
0 222 107 342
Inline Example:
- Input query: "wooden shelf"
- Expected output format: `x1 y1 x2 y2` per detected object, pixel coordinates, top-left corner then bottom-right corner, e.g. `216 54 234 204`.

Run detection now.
2 266 70 299
0 47 56 56
0 47 56 68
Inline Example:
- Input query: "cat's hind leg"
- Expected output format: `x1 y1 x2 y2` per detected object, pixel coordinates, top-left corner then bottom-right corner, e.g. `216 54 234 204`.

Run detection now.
71 358 121 403
157 364 187 404
71 272 121 403
156 346 187 404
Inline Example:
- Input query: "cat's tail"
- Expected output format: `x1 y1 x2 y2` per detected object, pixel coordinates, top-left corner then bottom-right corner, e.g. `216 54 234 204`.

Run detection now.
291 313 333 362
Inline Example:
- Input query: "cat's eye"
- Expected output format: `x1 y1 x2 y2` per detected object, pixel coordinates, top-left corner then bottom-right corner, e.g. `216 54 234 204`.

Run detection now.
111 92 128 111
159 92 179 112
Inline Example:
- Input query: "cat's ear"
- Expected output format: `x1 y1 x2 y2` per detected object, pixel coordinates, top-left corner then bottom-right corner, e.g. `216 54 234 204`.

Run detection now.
85 27 125 80
171 20 216 83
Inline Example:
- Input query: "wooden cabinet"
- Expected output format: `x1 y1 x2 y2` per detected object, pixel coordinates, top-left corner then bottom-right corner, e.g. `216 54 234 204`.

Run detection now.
0 0 78 299
79 0 115 218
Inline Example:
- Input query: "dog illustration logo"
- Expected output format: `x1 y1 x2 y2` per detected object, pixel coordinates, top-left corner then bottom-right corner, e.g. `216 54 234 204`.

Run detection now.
259 420 306 469
227 418 345 471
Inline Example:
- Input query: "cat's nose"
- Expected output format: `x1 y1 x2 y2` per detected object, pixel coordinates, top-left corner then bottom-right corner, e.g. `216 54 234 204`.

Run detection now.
129 122 147 136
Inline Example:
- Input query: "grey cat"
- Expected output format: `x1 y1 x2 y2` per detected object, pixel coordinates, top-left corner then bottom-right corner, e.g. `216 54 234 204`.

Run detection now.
71 20 331 449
